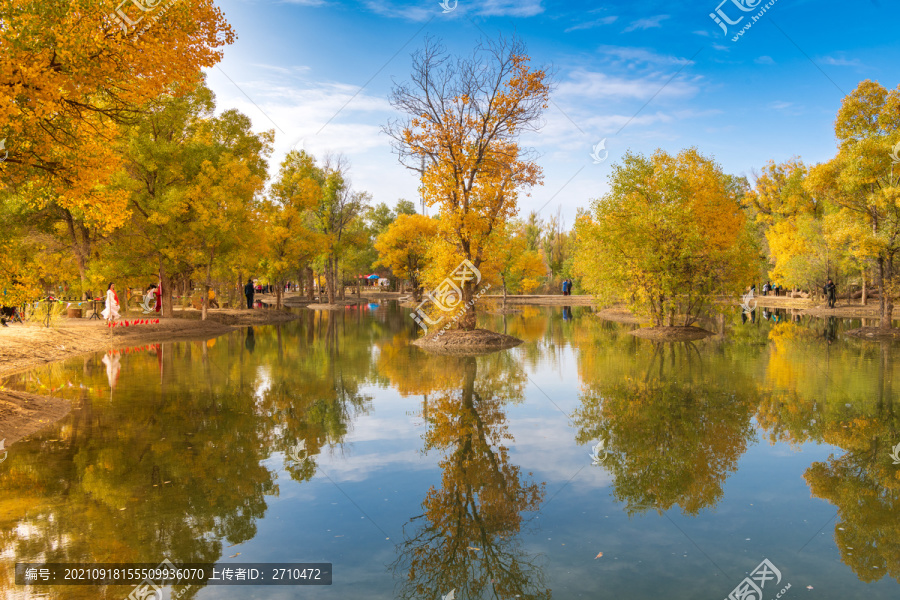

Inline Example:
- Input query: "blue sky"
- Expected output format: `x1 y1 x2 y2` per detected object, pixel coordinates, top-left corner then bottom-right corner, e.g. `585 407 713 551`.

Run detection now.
204 0 899 224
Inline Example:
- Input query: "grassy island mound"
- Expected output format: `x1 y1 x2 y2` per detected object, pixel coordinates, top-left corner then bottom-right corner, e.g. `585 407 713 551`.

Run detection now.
412 328 523 354
629 326 714 341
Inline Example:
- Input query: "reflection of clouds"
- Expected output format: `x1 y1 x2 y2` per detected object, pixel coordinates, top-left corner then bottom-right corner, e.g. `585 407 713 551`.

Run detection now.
347 414 421 443
319 448 437 483
507 417 614 491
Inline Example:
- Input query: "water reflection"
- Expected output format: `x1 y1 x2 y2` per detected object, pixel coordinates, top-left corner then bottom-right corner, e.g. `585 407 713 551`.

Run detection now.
391 355 550 600
0 305 899 597
0 311 380 598
572 338 758 515
756 330 900 584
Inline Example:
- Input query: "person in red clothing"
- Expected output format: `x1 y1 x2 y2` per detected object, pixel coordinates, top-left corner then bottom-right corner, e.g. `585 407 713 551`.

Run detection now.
154 278 162 313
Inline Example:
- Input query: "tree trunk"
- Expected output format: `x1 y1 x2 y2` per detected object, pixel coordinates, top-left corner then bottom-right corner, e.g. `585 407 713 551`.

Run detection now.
63 210 92 300
502 276 508 311
878 258 892 329
325 259 336 304
201 254 213 321
306 267 314 301
458 282 477 330
275 281 283 309
862 270 867 306
160 263 173 318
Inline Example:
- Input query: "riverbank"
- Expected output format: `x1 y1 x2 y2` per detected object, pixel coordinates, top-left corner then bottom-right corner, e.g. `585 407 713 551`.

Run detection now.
0 307 300 378
0 306 302 448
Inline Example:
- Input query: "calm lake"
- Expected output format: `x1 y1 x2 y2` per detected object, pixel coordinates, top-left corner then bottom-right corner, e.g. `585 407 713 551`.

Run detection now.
1 304 898 599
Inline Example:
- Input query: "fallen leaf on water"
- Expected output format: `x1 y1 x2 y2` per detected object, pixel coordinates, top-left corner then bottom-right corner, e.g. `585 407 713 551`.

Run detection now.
467 546 480 552
806 585 813 590
228 553 240 558
595 552 604 559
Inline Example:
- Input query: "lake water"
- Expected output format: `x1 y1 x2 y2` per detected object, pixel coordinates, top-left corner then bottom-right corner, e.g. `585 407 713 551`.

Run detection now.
1 304 898 599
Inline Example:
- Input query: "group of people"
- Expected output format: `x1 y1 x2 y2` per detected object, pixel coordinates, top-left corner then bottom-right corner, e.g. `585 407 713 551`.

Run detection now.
761 281 784 296
100 281 164 323
561 279 573 296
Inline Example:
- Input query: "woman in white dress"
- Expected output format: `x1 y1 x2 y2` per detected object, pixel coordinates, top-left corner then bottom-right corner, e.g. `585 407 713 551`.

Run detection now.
101 283 120 322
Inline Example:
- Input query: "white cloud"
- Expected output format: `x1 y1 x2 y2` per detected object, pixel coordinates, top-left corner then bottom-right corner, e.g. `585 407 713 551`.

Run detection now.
362 1 433 21
206 67 418 205
565 16 618 33
820 55 863 67
479 0 544 17
556 69 699 102
596 45 695 67
768 101 793 110
623 15 670 32
248 63 312 76
754 55 775 65
362 0 543 21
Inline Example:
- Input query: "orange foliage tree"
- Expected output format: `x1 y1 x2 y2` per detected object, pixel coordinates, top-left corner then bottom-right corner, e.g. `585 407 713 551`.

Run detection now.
385 36 551 330
0 0 234 296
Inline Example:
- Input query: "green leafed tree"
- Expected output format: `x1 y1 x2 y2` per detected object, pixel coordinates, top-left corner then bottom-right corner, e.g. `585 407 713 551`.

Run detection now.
573 148 760 327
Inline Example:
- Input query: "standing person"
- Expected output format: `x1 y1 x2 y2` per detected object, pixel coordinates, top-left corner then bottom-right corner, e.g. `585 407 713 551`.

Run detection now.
825 279 836 309
154 278 162 313
244 279 255 309
101 283 120 322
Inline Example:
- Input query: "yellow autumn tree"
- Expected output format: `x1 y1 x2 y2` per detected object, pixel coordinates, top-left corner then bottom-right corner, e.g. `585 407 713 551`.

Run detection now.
385 36 551 330
374 213 438 300
806 80 900 328
745 159 835 292
574 148 760 327
0 0 234 220
486 220 546 309
261 151 324 309
0 0 234 299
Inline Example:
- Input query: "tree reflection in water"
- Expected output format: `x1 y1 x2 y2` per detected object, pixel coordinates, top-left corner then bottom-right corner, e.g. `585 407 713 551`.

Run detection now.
573 340 759 516
391 354 550 600
757 328 900 584
0 311 375 598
